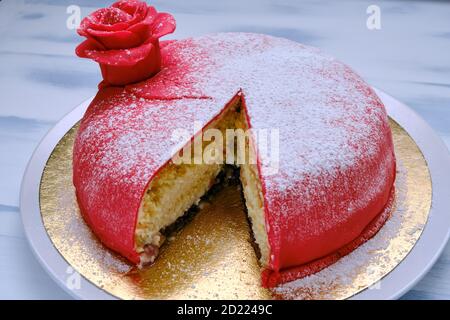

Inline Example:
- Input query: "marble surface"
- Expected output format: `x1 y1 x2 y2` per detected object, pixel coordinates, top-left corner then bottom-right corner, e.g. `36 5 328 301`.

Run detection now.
0 0 449 300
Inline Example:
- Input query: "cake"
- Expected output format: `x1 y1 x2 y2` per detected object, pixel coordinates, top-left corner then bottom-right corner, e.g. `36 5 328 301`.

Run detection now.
73 1 396 288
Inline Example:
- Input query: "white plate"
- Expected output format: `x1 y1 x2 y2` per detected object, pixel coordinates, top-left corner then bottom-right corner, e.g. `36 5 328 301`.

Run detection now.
20 89 450 300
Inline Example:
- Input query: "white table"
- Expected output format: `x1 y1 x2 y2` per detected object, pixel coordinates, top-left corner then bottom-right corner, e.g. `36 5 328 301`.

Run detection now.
0 0 449 299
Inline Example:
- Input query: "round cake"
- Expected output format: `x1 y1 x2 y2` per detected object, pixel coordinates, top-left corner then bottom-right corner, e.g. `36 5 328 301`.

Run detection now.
73 26 396 287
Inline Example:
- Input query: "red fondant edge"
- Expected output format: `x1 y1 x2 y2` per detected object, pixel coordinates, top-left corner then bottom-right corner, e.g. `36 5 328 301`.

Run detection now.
129 91 243 264
261 184 396 288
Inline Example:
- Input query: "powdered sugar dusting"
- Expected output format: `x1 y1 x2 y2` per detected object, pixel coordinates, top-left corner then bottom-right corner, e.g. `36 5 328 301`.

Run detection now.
73 33 395 269
273 160 409 300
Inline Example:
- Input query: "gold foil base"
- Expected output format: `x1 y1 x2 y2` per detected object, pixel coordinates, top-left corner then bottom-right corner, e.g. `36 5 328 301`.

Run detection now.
39 119 431 300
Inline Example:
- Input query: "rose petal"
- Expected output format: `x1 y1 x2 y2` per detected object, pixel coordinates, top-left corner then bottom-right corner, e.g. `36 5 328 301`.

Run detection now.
125 7 160 40
79 7 133 33
126 22 151 41
78 40 156 66
75 38 106 58
113 0 144 15
125 6 157 36
137 6 159 27
123 7 154 37
95 7 131 25
150 13 176 39
88 20 131 32
144 6 158 23
116 1 148 26
85 29 143 49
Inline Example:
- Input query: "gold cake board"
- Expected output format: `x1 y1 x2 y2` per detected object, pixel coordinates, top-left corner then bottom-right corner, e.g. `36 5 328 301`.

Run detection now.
38 118 431 300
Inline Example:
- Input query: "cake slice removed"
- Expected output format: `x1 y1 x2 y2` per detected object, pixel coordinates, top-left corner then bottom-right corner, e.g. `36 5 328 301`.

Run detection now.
135 98 270 268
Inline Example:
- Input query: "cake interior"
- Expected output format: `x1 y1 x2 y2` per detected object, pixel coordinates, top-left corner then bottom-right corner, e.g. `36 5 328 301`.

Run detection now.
135 99 270 267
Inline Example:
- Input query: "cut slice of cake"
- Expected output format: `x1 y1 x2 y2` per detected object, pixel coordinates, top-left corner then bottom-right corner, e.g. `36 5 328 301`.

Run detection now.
135 97 270 268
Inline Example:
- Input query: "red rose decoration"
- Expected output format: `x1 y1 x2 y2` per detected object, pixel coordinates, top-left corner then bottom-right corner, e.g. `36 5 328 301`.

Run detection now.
76 0 176 87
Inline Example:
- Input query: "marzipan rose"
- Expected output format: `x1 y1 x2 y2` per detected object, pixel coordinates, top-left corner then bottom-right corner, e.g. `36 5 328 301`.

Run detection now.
76 0 175 86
